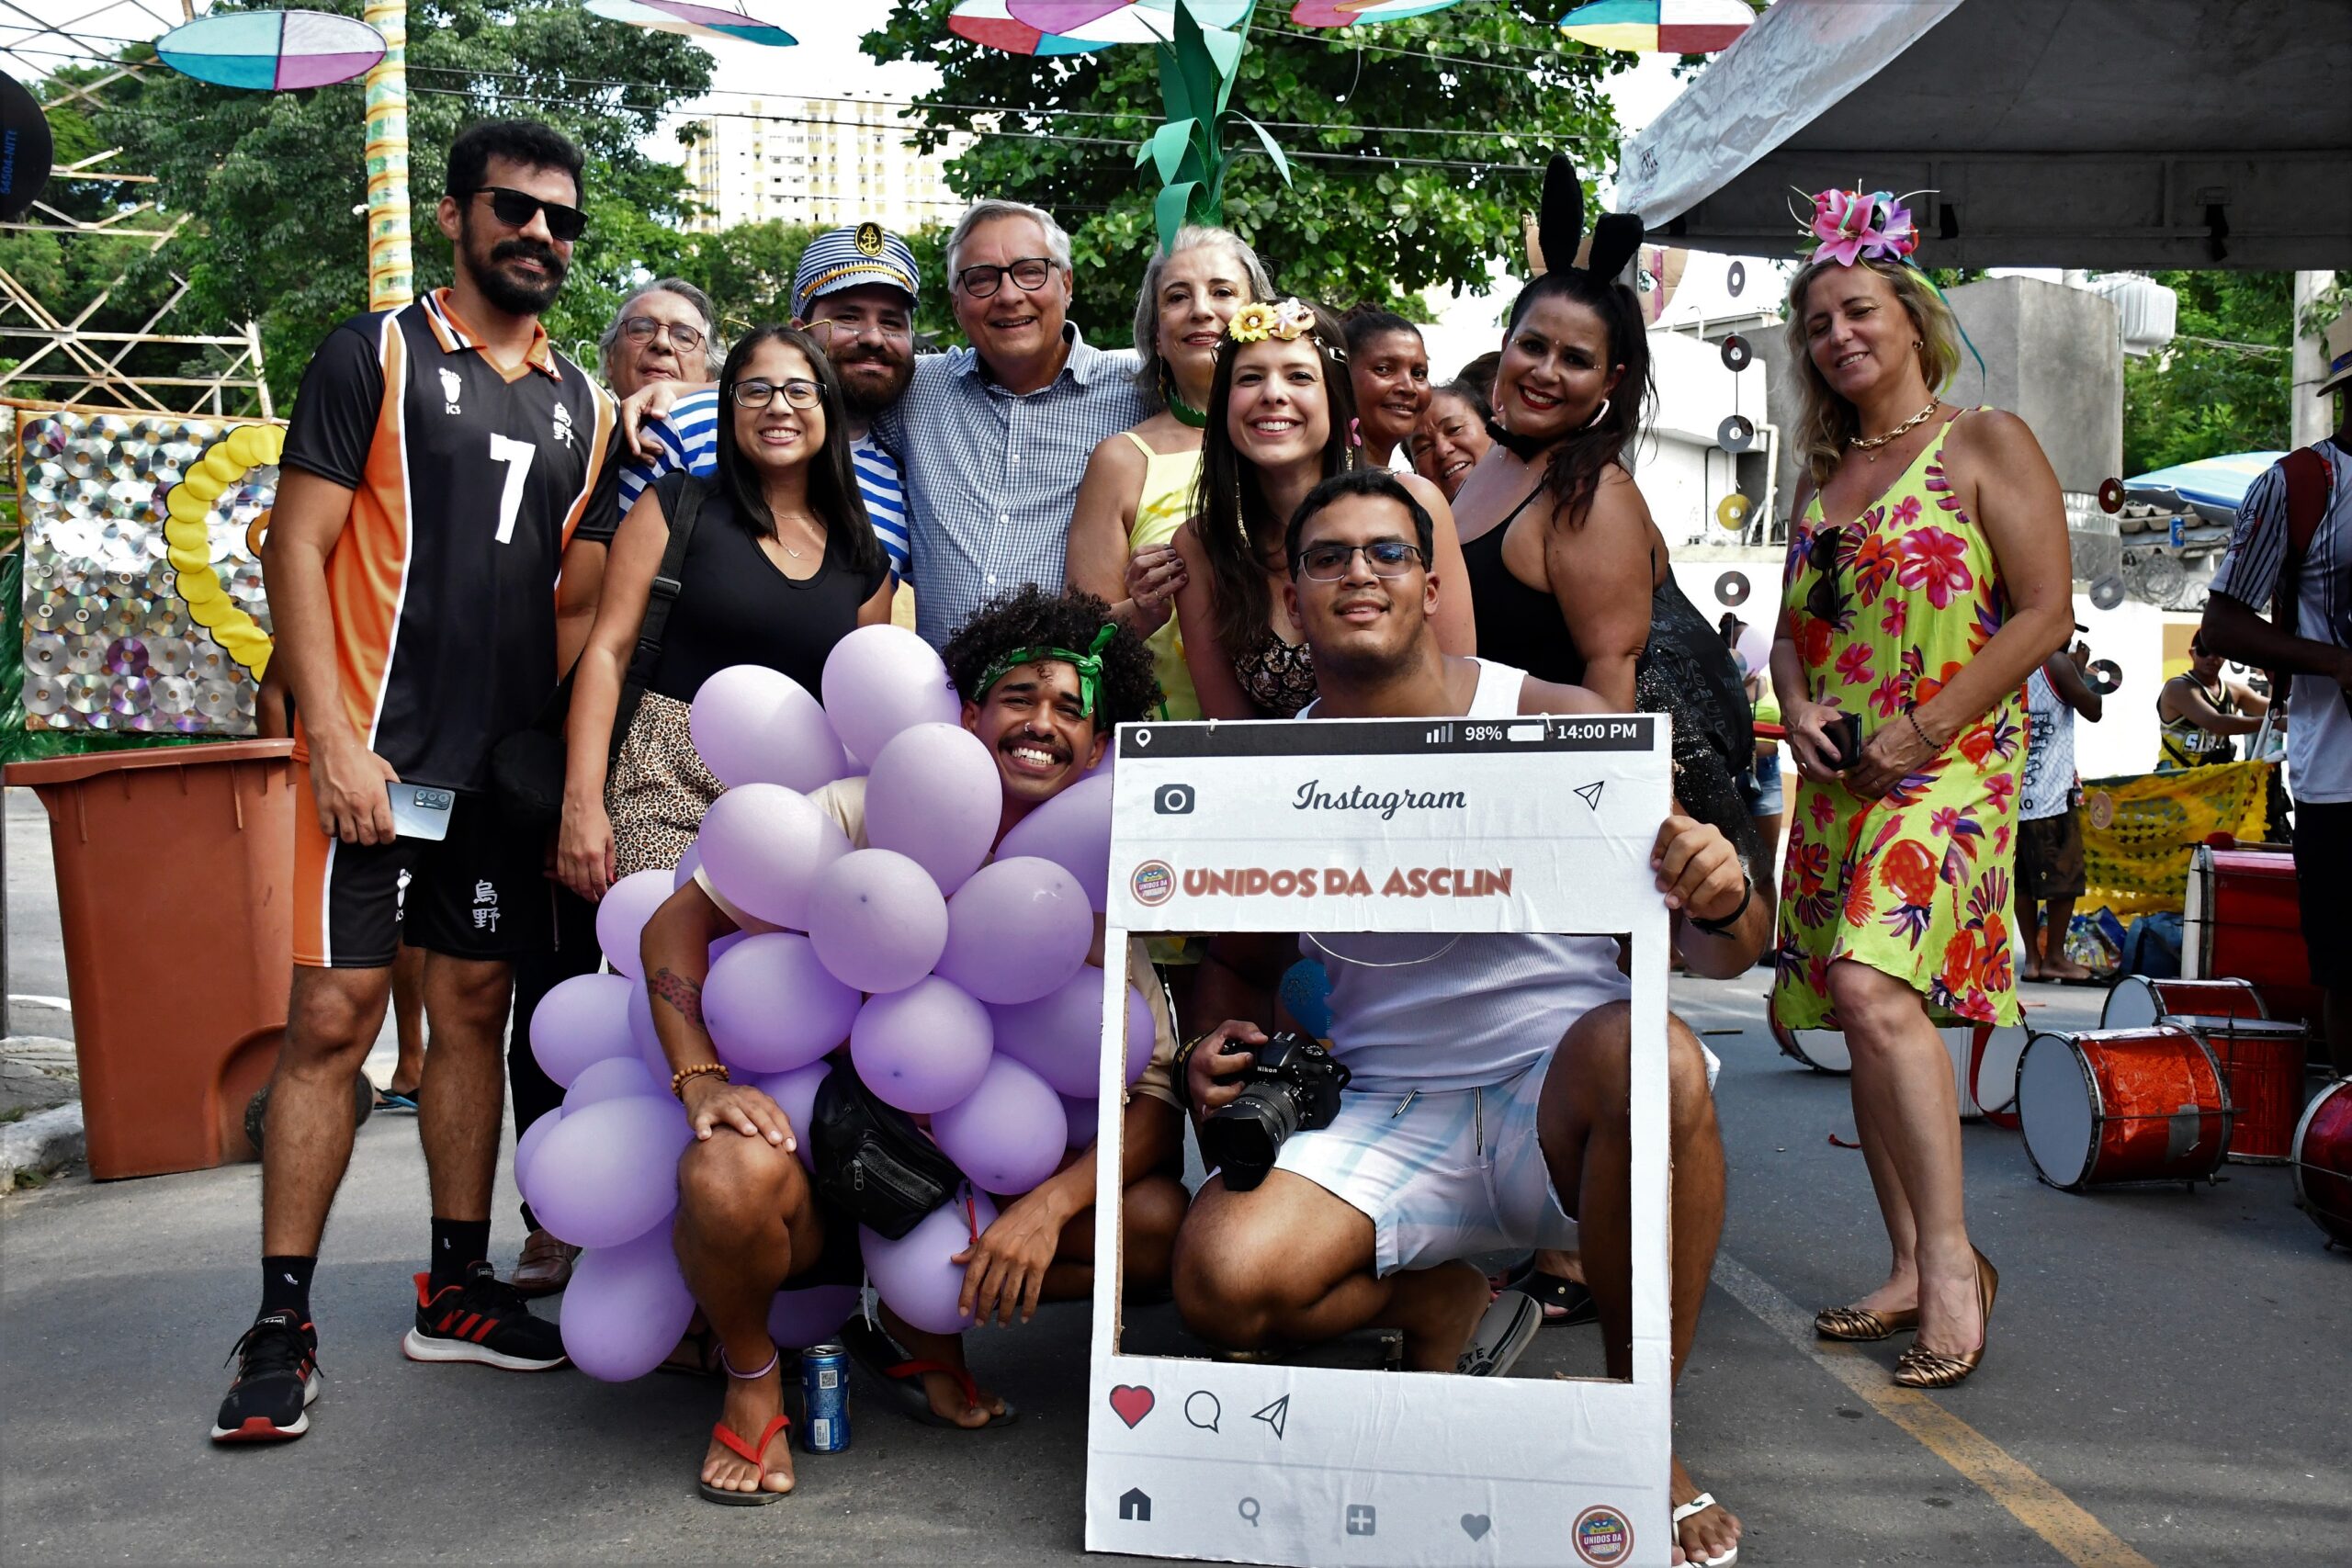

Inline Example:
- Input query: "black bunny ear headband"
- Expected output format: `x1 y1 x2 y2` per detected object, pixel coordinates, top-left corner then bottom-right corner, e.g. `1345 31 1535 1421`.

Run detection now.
1537 153 1645 283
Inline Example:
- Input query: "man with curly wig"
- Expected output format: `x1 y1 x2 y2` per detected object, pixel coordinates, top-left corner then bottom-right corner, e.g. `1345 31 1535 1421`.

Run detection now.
634 586 1182 1502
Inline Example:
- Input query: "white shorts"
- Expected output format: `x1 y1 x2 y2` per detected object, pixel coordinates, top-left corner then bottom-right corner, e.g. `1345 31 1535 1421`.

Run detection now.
1271 1041 1721 1278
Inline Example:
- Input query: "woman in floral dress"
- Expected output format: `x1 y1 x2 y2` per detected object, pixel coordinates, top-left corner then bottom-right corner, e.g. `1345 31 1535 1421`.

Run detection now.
1770 189 2074 1390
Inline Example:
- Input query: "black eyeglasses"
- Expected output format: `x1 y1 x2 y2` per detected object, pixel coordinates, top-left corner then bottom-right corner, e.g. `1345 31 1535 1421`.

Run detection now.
1294 539 1427 581
620 316 704 353
468 186 587 243
956 256 1054 299
729 378 821 411
1805 525 1848 626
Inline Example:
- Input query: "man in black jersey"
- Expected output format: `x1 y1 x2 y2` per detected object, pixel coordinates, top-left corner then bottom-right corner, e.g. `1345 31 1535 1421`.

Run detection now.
215 120 617 1444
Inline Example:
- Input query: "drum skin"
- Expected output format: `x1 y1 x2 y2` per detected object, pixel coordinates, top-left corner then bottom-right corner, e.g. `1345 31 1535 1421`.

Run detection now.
2018 1027 2233 1191
2101 976 2266 1031
2291 1079 2352 1247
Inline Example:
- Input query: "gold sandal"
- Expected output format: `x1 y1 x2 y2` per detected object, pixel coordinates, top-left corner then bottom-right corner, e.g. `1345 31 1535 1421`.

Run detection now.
1894 1248 1997 1388
1814 1304 1919 1342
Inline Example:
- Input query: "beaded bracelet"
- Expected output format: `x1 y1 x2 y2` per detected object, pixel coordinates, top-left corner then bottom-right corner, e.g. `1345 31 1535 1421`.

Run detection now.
671 1062 730 1100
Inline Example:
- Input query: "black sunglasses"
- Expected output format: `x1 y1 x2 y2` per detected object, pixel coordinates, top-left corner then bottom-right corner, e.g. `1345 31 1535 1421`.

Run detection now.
1805 525 1848 626
468 186 586 243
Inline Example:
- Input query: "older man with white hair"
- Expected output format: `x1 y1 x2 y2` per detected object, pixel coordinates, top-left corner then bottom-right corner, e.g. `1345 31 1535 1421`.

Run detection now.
873 198 1146 647
598 276 723 402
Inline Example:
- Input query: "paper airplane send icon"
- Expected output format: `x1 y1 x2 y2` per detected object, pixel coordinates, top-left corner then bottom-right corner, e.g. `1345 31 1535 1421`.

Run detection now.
1251 1395 1289 1439
1574 781 1605 810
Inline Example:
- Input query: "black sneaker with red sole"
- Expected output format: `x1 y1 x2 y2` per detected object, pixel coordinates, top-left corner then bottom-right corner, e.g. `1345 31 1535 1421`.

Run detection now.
210 1310 320 1443
402 1263 568 1371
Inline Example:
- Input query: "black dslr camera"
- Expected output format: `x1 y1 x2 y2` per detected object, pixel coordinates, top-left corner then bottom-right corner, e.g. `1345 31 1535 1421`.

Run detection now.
1201 1031 1353 1192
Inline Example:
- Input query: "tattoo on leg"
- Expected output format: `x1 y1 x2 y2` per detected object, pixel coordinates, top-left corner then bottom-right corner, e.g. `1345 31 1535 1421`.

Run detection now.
649 966 706 1032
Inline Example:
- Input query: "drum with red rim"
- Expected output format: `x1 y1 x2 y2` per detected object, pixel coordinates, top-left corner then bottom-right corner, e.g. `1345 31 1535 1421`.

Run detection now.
2101 976 2307 1161
1771 1016 2026 1126
2100 976 2266 1032
2291 1079 2352 1247
2016 1026 2233 1191
2187 845 2323 1028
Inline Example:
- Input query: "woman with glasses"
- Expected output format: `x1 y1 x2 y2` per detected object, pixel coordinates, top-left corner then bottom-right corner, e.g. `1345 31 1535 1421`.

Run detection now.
1770 192 2073 1391
1169 299 1475 720
559 324 894 897
1067 225 1274 721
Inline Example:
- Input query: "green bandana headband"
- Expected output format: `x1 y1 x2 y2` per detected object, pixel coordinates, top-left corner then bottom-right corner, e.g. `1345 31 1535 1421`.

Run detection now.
975 624 1120 718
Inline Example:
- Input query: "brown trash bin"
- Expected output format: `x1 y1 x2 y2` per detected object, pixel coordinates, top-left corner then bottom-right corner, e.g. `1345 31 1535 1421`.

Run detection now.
6 740 295 1179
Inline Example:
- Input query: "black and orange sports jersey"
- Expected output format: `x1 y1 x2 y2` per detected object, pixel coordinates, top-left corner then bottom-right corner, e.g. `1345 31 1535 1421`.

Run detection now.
281 288 617 792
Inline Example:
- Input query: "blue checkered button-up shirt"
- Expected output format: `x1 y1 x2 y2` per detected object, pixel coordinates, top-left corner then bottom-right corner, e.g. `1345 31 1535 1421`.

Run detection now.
875 324 1145 647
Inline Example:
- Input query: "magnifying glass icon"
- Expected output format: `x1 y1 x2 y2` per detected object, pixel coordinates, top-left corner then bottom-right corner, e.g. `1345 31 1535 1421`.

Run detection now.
1238 1497 1261 1528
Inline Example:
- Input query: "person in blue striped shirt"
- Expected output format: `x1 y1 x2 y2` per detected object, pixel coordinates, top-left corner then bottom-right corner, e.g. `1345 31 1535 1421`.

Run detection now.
616 224 919 584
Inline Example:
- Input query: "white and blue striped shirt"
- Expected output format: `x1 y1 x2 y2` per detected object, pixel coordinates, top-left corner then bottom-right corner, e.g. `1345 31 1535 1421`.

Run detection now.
872 325 1145 647
618 387 911 580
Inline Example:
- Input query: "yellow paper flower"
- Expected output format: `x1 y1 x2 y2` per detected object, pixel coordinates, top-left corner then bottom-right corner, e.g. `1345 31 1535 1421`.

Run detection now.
1227 301 1276 343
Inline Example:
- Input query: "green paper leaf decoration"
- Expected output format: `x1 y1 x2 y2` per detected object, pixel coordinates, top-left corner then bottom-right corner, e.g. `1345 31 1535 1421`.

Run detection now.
1147 117 1200 183
1155 179 1201 248
1234 111 1291 186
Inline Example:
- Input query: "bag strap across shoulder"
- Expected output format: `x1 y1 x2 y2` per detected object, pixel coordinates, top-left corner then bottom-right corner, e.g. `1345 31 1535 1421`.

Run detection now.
608 474 707 758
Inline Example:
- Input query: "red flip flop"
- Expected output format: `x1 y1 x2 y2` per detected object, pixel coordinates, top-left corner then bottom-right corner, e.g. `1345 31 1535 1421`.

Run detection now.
699 1414 793 1506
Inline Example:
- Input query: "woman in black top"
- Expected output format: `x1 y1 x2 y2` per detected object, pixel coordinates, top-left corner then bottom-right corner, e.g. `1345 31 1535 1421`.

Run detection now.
559 324 893 898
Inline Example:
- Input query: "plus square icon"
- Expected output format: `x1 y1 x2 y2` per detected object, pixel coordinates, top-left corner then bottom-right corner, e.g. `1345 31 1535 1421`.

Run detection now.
1344 1504 1376 1537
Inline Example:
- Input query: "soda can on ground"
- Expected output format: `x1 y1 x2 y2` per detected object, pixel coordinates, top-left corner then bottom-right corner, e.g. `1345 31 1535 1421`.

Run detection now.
801 1343 851 1453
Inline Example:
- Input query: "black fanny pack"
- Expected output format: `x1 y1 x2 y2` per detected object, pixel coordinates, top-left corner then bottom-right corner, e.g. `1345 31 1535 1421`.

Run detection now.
808 1067 965 1240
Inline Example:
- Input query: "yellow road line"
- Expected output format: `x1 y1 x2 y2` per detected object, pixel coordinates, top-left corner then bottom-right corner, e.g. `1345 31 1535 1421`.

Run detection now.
1713 1254 2159 1568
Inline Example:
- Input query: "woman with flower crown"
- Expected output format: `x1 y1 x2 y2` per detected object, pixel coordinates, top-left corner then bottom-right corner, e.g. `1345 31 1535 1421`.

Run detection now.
1067 225 1275 720
1770 186 2073 1390
1169 297 1475 719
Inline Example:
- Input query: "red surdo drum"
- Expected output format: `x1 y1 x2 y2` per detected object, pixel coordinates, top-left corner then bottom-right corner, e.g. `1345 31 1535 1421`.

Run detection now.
2185 844 2323 1027
2101 976 2309 1162
2291 1079 2352 1247
2099 976 2266 1031
2017 1027 2233 1191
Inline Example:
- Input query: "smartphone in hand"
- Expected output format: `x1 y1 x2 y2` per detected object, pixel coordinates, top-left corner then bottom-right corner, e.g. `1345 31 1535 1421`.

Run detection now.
1825 711 1864 772
387 782 457 841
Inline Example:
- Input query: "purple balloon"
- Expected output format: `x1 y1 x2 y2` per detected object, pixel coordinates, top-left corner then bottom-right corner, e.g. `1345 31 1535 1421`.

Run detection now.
1060 1093 1099 1151
934 856 1092 1006
530 972 639 1089
560 1224 696 1382
862 1190 998 1336
748 1061 832 1173
710 929 750 960
932 1056 1066 1195
864 723 1001 896
528 1095 694 1249
673 842 703 891
989 964 1105 1100
995 772 1114 911
565 1055 663 1111
820 625 961 766
596 867 676 980
514 1109 563 1204
692 663 848 793
807 849 949 995
705 932 860 1074
767 1282 860 1348
851 977 992 1114
699 784 854 933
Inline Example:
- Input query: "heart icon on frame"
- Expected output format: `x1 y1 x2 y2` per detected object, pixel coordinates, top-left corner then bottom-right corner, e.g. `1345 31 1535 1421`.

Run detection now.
1109 1384 1156 1428
1460 1514 1492 1540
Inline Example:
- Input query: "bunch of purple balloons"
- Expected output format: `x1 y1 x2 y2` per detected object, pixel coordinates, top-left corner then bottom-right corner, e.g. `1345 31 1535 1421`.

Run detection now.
512 626 1154 1378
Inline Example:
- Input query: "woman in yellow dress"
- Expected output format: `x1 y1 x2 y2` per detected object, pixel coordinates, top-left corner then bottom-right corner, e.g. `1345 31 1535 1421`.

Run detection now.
1770 188 2074 1388
1066 225 1272 721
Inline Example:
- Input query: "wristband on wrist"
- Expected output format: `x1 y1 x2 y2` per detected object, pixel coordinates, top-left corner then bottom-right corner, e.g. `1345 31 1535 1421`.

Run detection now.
1689 877 1754 937
671 1063 729 1100
1905 705 1939 750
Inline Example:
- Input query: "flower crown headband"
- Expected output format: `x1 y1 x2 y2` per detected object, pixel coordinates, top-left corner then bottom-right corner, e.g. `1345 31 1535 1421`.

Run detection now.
1226 298 1344 359
1791 184 1985 387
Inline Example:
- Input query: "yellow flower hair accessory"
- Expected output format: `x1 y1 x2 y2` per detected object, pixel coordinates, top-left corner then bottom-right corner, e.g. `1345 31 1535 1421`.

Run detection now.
1224 297 1342 357
1227 301 1276 343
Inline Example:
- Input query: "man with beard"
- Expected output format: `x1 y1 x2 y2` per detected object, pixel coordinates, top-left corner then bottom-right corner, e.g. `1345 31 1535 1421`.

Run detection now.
215 120 616 1444
617 223 917 582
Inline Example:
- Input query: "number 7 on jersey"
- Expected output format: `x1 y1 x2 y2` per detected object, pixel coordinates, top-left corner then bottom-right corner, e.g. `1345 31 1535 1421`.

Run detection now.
488 434 537 544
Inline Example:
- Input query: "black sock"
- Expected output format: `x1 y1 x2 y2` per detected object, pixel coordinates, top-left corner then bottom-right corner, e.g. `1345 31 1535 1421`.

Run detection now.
260 1256 317 1323
428 1218 492 1293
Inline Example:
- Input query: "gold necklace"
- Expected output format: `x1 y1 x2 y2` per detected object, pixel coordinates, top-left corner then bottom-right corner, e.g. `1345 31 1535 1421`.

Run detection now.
771 511 822 559
1849 400 1939 461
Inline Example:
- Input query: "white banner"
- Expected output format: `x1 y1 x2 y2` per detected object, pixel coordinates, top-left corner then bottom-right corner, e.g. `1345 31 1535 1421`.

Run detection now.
1088 715 1679 1568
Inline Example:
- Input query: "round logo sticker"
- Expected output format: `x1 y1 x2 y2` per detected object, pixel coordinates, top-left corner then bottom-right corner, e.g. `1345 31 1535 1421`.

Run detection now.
854 220 885 256
1572 1506 1634 1566
1130 860 1175 907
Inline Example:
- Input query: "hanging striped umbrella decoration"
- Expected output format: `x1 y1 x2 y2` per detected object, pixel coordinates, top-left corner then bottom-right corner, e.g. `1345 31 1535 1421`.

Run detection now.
946 0 1110 53
1288 2 1462 24
155 9 388 91
1556 0 1757 53
582 0 797 48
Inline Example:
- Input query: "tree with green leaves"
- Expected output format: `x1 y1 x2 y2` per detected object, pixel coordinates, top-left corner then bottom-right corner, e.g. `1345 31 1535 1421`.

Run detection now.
863 1 1627 340
2122 270 2292 474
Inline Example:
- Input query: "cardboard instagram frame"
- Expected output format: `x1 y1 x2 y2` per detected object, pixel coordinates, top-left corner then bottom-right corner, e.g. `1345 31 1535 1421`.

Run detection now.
1086 714 1678 1567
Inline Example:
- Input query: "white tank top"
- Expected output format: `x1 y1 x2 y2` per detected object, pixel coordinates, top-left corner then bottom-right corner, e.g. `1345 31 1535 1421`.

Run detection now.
1304 660 1631 1093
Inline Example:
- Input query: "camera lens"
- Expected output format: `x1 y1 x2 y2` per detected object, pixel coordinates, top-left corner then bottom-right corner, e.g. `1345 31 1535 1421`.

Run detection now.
1204 1084 1306 1192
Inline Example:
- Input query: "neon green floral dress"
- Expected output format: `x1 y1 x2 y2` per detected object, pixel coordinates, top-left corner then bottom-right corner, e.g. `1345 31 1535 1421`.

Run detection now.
1771 411 2023 1030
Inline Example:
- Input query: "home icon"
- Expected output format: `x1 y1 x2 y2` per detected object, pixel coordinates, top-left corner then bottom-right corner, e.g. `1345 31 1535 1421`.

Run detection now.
1119 1487 1152 1522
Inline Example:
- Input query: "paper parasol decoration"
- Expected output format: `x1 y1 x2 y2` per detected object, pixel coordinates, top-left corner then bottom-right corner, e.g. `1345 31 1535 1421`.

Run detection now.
583 0 797 48
1289 2 1462 24
948 0 1250 54
1557 0 1757 53
946 0 1108 54
155 10 388 91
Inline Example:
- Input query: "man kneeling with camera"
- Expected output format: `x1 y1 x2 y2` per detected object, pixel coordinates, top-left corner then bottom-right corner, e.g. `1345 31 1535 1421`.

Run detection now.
637 587 1185 1501
1170 471 1764 1568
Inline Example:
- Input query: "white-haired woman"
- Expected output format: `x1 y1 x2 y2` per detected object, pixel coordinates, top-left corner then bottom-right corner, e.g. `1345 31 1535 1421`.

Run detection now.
1067 225 1275 721
1770 190 2073 1389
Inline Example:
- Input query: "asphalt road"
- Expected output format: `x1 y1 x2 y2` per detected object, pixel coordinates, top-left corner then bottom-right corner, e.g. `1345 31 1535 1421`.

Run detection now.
4 790 2348 1565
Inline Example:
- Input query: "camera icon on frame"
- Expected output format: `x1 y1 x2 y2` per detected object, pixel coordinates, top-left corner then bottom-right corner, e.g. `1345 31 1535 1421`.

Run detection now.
1153 784 1197 815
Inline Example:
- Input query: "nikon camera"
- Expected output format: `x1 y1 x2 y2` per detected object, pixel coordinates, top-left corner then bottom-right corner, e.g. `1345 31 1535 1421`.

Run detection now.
1200 1031 1353 1192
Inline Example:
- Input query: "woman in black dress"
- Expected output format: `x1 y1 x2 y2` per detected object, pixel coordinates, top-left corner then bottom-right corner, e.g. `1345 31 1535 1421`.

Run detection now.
559 324 894 898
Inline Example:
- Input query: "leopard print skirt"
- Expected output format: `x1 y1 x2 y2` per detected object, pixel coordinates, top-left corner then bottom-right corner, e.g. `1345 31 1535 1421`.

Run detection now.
606 690 723 881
